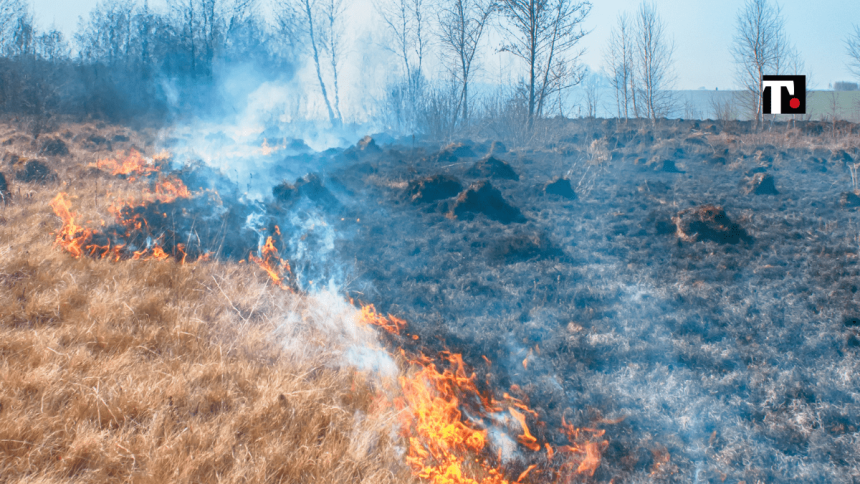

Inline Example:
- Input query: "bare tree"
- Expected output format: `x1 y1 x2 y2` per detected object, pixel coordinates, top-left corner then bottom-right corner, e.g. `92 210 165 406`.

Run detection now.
276 0 339 125
846 24 860 80
0 0 25 53
374 0 426 83
632 2 675 121
498 0 592 127
732 0 787 125
604 12 633 120
76 1 135 66
374 0 428 131
581 68 599 118
708 91 738 121
783 43 810 126
437 0 493 125
320 0 345 122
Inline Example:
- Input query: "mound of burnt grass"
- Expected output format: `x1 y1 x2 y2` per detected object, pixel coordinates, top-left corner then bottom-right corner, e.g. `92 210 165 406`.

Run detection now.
840 190 860 207
15 159 57 183
673 204 753 244
485 229 565 264
0 171 7 194
316 117 860 483
447 180 525 224
743 172 779 195
39 137 70 157
431 142 476 162
542 176 576 199
273 173 340 210
343 135 382 160
466 156 520 180
405 174 462 204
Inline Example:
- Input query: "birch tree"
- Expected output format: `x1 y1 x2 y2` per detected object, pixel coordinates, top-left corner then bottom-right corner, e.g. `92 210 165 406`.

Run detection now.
276 0 339 125
437 0 493 124
604 12 634 120
632 2 675 121
732 0 786 125
374 0 428 130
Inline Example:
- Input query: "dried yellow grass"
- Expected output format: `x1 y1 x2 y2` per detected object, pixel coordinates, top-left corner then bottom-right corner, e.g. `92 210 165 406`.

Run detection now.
0 121 415 484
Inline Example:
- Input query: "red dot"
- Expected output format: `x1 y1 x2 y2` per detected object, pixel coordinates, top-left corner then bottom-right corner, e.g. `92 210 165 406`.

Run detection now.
790 98 800 109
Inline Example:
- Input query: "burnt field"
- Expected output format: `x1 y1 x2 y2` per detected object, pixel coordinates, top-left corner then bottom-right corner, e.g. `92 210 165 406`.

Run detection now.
247 119 860 483
4 117 860 483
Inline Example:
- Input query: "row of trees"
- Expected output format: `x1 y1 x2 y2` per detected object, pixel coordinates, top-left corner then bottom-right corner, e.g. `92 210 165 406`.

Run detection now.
367 0 592 132
0 0 598 132
4 0 860 130
0 0 296 122
603 3 674 121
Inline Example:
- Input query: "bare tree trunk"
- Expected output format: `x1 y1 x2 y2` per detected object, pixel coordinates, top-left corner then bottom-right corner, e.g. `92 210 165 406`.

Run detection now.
437 0 493 126
323 0 344 123
302 0 336 124
605 12 633 121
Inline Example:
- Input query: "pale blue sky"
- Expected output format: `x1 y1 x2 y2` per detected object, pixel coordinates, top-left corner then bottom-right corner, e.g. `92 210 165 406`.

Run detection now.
28 0 860 90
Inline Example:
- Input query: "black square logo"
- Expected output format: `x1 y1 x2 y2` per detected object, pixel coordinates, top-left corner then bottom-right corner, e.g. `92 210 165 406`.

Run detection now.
762 75 806 114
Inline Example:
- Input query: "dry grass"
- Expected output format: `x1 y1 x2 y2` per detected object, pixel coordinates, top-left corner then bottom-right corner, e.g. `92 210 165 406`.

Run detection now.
0 120 414 484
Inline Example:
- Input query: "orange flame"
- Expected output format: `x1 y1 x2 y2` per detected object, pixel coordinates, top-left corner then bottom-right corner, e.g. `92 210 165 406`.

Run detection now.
50 193 94 258
397 351 507 484
359 304 407 335
52 151 212 264
249 232 293 290
361 310 613 484
509 408 541 452
95 149 160 180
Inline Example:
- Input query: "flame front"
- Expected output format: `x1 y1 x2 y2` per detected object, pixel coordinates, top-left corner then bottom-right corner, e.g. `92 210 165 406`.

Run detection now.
95 149 160 180
397 352 506 484
359 308 611 484
53 149 614 483
52 151 208 264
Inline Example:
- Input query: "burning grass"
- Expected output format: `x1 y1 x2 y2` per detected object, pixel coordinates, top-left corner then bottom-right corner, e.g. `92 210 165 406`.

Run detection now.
0 133 413 483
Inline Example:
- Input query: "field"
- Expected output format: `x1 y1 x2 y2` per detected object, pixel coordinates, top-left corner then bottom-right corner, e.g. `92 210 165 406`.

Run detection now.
3 117 860 483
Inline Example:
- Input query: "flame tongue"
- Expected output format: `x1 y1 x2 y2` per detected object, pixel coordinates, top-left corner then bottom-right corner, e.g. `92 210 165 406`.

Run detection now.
398 352 506 484
50 193 94 258
249 234 293 290
96 149 160 179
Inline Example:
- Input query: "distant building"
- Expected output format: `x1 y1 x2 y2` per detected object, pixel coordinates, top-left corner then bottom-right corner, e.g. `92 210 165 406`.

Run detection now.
834 81 859 91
